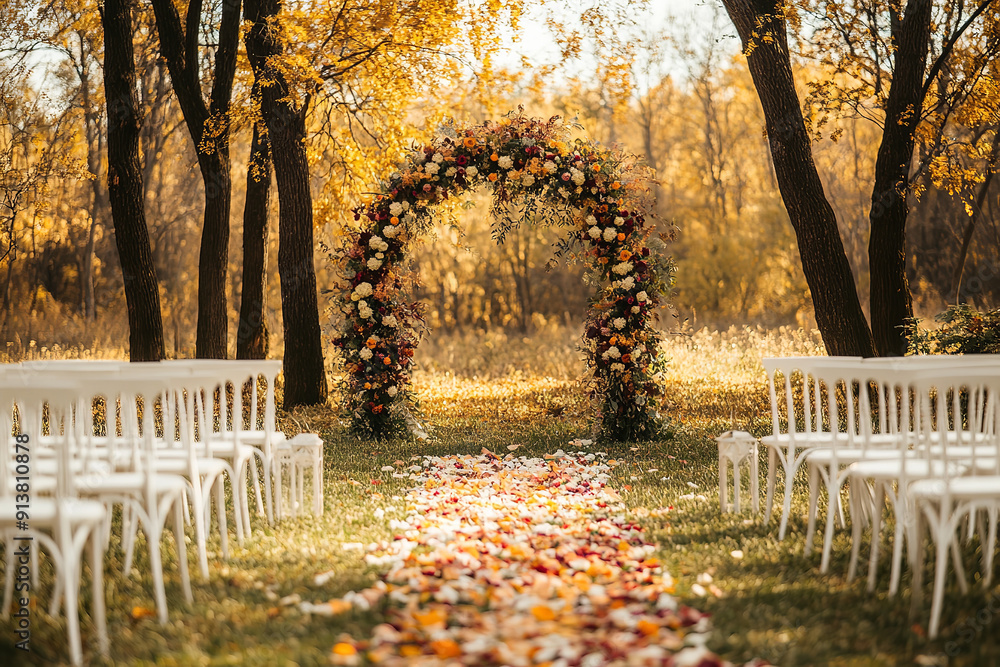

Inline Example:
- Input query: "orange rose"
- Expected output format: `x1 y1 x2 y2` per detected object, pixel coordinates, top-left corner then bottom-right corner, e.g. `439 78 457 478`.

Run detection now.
372 405 383 413
598 257 608 265
593 164 601 172
390 216 399 225
464 137 477 148
617 233 625 241
383 357 392 365
619 250 632 261
363 382 371 389
490 153 499 161
366 337 378 349
611 181 621 190
488 173 498 182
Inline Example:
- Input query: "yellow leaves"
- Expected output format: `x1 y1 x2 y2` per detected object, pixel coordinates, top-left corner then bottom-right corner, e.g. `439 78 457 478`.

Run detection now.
412 606 447 628
429 638 462 658
531 604 556 621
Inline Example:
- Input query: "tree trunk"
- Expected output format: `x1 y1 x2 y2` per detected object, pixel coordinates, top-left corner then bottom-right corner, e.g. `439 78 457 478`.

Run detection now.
102 0 165 361
868 0 932 356
722 0 875 358
149 0 240 359
245 0 328 407
237 122 271 360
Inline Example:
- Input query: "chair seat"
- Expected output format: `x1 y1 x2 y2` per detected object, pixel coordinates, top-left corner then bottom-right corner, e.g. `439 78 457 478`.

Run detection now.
806 447 906 466
80 472 189 495
0 497 106 525
146 457 230 478
848 457 963 480
760 432 850 449
910 475 1000 499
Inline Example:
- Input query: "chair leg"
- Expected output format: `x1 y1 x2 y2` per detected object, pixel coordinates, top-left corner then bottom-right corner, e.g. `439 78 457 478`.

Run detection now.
951 534 969 595
867 482 886 592
928 527 951 639
215 477 229 560
89 530 109 657
261 452 275 526
63 553 83 667
819 473 841 574
312 454 323 516
847 478 864 582
172 500 193 605
764 448 777 525
984 506 997 588
718 454 728 513
778 465 795 541
750 450 759 516
804 464 820 555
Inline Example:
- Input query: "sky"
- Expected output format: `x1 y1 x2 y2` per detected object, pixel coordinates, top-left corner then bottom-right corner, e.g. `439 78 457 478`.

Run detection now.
498 0 733 86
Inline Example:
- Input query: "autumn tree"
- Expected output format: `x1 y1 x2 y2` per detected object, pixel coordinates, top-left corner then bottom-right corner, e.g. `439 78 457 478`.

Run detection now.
724 0 1000 355
102 0 165 360
149 0 241 359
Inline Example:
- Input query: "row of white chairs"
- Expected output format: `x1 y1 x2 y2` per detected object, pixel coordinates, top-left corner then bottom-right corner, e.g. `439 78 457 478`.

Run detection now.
761 355 1000 638
0 359 324 665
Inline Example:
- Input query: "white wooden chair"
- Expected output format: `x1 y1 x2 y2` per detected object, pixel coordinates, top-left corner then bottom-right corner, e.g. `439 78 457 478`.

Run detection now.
0 378 110 666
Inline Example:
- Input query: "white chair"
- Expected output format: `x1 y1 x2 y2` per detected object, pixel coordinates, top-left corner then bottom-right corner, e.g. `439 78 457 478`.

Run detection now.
908 368 1000 638
0 378 110 666
801 361 906 573
275 432 325 518
760 357 862 540
845 357 1000 595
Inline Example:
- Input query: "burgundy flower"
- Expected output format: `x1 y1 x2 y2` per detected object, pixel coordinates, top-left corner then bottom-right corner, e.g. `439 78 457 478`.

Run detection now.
641 247 650 257
456 155 468 166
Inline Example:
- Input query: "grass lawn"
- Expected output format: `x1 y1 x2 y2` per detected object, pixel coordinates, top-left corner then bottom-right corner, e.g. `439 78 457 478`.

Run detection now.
2 326 999 666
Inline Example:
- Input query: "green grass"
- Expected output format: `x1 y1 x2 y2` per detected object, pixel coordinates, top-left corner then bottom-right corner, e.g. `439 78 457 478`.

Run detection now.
2 327 1000 665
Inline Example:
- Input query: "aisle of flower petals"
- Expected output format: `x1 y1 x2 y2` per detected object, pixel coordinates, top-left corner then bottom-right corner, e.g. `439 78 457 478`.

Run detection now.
304 448 764 666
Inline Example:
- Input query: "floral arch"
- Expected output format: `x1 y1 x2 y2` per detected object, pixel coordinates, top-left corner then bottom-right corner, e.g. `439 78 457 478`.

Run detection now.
331 112 674 441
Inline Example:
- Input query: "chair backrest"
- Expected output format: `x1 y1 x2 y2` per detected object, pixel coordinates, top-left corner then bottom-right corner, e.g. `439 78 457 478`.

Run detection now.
762 357 863 442
907 366 1000 479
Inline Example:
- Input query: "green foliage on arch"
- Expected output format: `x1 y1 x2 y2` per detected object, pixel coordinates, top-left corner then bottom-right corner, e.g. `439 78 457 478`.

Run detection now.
331 112 675 440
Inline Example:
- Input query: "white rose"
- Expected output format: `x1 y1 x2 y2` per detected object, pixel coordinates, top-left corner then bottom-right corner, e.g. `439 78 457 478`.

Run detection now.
603 228 617 242
359 348 373 360
544 160 557 173
445 167 457 177
382 225 398 238
588 226 601 239
614 217 624 226
621 276 635 290
369 236 383 249
424 162 440 175
401 200 410 211
613 262 633 275
498 155 513 169
432 152 444 163
386 386 398 397
636 291 648 302
354 282 373 298
389 202 403 217
632 306 640 314
378 240 389 251
607 346 621 359
522 174 535 186
466 166 478 177
571 168 585 185
376 252 384 259
613 317 626 329
382 314 398 327
367 258 382 270
586 215 597 226
359 305 373 319
611 363 625 373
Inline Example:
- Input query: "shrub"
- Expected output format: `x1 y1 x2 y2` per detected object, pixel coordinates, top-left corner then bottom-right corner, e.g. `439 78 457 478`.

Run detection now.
907 304 1000 355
